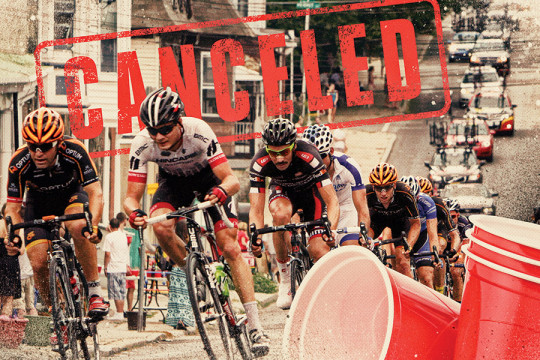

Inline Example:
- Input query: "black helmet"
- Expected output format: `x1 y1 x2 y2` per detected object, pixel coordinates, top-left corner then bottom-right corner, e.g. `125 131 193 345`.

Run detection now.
261 118 297 146
140 87 184 128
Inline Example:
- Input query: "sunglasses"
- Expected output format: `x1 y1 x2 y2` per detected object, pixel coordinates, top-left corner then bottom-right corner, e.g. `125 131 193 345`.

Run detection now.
266 143 294 157
374 184 394 192
28 141 57 153
321 153 329 159
147 123 176 136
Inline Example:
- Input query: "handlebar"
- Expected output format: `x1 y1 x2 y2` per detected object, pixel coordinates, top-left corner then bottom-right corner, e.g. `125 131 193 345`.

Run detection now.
337 228 410 252
145 201 234 228
411 245 441 265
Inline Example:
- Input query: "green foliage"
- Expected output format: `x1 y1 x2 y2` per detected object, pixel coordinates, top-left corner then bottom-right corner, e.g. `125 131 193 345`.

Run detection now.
253 272 278 294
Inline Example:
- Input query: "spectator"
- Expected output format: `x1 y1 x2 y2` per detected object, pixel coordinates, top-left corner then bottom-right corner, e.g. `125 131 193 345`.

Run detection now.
327 81 339 124
103 218 129 320
333 129 348 154
116 212 136 311
12 251 38 317
0 204 22 318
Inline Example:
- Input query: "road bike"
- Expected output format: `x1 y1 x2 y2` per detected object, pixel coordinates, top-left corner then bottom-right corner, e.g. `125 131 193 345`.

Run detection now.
441 250 465 300
146 200 254 360
6 203 100 360
410 245 441 281
249 214 331 300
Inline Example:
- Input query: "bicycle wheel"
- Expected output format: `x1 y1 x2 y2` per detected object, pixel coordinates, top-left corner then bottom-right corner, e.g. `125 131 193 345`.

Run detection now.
49 259 78 360
290 258 306 299
224 299 253 360
75 259 100 360
186 252 233 360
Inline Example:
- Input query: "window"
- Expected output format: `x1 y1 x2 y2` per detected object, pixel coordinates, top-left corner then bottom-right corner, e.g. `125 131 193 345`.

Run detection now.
201 53 217 115
237 0 248 17
101 39 117 72
56 76 67 95
54 0 75 50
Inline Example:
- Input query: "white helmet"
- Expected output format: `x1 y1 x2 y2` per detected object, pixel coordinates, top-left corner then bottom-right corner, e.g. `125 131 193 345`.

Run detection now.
400 176 420 197
302 124 333 156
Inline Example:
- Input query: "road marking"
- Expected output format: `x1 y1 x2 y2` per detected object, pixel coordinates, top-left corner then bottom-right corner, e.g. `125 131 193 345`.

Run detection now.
382 123 390 133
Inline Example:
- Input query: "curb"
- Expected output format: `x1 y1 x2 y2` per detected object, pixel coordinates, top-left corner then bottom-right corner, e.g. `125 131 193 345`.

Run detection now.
258 293 278 308
100 331 168 357
381 134 397 163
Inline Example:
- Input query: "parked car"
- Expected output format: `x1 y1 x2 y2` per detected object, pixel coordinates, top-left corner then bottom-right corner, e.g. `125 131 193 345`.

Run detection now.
440 183 498 216
447 31 480 63
424 147 485 191
445 118 494 162
459 66 503 107
480 22 511 47
469 38 510 76
466 91 517 135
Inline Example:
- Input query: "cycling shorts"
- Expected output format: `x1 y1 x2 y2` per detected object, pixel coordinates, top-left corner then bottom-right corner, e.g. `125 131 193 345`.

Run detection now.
150 170 238 232
337 209 359 245
269 184 327 240
412 230 432 268
24 190 89 250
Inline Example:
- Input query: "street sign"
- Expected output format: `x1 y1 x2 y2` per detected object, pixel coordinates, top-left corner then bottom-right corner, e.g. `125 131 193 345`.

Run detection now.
296 0 320 9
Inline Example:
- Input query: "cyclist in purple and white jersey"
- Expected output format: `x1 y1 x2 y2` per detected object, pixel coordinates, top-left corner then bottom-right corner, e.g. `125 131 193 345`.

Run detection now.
302 125 370 246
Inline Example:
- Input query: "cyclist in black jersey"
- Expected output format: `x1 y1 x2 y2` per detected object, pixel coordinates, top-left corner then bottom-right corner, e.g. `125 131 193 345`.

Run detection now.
4 107 109 318
124 88 269 352
417 177 462 298
365 163 421 278
249 118 339 310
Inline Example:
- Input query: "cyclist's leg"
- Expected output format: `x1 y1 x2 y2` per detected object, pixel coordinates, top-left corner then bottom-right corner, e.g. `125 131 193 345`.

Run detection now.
25 231 51 306
389 220 413 278
433 234 448 294
451 252 466 302
414 231 435 289
297 187 330 262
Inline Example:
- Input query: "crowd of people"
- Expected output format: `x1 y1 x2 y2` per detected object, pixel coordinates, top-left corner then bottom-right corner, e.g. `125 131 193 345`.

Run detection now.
0 85 471 356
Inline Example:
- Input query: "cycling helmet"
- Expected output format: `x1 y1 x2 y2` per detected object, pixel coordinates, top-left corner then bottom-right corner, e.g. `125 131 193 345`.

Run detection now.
22 107 65 144
445 198 460 211
369 163 398 186
416 176 433 194
140 87 184 128
400 176 420 197
261 118 297 146
302 124 333 155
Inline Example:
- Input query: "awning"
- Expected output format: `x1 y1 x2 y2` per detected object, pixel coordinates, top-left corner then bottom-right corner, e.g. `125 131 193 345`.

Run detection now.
0 52 36 92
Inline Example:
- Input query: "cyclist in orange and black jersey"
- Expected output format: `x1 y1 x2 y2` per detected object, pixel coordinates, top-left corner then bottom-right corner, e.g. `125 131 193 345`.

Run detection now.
365 163 421 279
5 107 108 318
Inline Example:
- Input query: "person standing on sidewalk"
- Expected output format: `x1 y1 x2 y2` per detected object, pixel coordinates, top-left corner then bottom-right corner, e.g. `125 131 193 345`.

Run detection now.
12 251 38 317
116 212 137 311
327 81 339 124
103 218 129 320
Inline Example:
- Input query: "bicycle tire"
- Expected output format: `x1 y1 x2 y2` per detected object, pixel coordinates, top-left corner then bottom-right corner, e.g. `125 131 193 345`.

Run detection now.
186 252 233 360
74 259 100 360
50 259 78 360
290 259 306 299
225 300 253 360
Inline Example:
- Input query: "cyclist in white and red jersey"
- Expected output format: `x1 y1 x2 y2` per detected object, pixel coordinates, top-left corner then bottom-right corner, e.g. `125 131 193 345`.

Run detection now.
5 107 109 319
124 87 269 354
302 124 370 245
249 118 340 310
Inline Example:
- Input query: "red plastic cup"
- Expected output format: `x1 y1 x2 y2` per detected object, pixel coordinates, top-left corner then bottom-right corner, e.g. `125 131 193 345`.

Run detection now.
469 215 540 259
468 235 540 277
455 245 540 360
283 246 460 360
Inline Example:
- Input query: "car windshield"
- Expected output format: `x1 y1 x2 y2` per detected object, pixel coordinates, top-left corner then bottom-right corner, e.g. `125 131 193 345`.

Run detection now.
443 185 489 198
463 72 499 83
448 122 489 135
471 95 510 108
473 41 506 51
453 33 478 42
432 151 477 167
484 24 501 32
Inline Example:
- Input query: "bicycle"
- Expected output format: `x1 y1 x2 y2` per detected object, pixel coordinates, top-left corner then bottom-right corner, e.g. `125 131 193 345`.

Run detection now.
335 225 410 268
145 200 254 360
410 245 441 282
6 203 100 360
249 214 331 300
441 251 465 299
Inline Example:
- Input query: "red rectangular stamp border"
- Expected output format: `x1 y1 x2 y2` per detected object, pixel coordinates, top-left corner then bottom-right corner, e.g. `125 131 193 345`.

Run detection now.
34 0 449 159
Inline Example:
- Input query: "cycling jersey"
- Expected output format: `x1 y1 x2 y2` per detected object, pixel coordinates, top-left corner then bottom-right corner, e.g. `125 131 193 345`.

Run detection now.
7 138 99 204
417 193 437 232
366 181 419 239
249 139 331 193
330 152 366 244
433 195 457 235
128 117 227 183
456 215 472 240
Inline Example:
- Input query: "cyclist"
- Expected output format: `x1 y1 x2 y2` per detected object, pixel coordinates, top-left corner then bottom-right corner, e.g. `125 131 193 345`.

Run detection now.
123 87 269 353
365 164 420 278
249 118 339 310
400 176 440 289
4 107 109 319
444 198 471 302
417 177 462 297
302 124 370 245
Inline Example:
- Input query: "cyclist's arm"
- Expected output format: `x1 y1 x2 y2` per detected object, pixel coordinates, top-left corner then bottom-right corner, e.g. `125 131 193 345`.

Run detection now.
84 181 104 228
248 192 266 231
426 217 439 252
319 183 339 230
4 202 23 227
352 188 370 230
448 229 461 253
210 161 240 197
124 181 146 214
406 218 421 249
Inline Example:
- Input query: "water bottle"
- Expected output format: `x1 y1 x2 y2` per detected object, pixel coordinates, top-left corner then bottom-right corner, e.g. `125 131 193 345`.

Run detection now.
213 262 229 297
70 275 80 299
